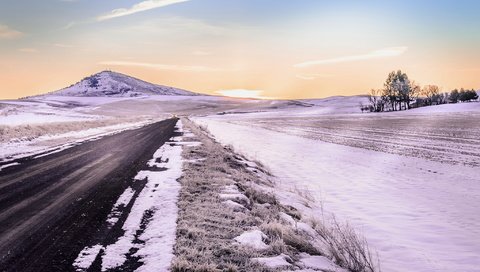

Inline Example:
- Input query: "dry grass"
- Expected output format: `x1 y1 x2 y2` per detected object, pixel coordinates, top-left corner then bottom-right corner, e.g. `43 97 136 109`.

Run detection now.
173 119 275 271
0 117 150 142
313 217 380 272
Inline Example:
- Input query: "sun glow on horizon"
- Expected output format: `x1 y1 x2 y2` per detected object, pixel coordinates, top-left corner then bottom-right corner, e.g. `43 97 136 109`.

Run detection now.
216 89 272 99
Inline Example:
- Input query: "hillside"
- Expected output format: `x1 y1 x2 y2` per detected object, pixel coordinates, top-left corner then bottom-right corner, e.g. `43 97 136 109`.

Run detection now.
48 71 198 97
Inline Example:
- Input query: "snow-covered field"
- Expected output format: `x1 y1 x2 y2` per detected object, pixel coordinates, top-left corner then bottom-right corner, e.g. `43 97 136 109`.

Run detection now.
193 103 480 272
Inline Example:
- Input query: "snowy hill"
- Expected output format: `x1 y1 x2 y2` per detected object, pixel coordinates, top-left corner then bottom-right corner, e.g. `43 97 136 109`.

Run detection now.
48 71 198 97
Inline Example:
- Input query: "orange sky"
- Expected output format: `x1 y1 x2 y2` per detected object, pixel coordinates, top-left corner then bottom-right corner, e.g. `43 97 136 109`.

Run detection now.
1 1 479 100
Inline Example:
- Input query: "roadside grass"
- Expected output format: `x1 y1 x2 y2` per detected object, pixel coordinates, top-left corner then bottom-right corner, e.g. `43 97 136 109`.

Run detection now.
313 217 379 272
0 117 151 143
174 118 380 272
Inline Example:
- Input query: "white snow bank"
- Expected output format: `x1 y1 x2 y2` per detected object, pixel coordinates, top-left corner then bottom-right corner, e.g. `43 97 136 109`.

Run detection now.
298 253 347 272
0 162 19 172
1 120 155 162
219 193 250 206
234 230 269 250
223 200 246 211
252 253 291 268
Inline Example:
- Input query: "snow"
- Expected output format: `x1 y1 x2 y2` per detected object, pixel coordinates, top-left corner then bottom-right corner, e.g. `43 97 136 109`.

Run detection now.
395 101 480 114
0 99 98 125
223 200 246 211
298 253 347 272
106 187 135 226
234 230 269 250
0 111 90 125
0 162 19 172
102 123 184 271
252 253 291 268
73 244 103 271
219 193 250 206
193 116 480 272
279 212 296 226
1 120 155 162
49 71 196 97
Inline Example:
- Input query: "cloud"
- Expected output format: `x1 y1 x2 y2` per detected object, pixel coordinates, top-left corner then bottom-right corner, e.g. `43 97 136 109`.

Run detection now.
296 73 334 80
0 24 23 39
216 89 272 99
123 16 226 37
294 46 408 68
98 61 219 72
97 0 190 21
53 43 74 48
18 48 38 53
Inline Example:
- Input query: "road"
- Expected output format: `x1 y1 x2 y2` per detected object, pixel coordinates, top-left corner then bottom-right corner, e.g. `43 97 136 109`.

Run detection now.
0 118 177 272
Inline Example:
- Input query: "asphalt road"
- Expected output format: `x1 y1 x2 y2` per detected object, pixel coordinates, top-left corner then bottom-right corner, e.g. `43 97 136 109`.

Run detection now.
0 118 177 272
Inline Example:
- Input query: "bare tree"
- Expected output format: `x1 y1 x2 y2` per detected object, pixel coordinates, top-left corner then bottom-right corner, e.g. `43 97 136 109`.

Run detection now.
407 81 421 109
421 85 440 106
368 89 384 112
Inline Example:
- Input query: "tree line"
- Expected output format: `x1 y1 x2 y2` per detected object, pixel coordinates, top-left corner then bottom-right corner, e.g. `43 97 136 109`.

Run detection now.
361 70 479 112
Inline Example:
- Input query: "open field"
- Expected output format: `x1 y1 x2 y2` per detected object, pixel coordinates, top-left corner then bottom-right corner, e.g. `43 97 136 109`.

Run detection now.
211 111 480 166
194 108 480 272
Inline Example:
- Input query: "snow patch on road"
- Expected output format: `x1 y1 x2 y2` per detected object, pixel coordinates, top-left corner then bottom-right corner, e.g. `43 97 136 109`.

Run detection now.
106 187 135 226
73 244 103 271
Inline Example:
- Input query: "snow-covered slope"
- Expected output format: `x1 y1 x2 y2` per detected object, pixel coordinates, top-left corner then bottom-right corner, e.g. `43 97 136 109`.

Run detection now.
48 71 197 97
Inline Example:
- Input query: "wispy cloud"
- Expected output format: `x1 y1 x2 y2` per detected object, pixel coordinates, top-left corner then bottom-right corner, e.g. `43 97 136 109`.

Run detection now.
53 43 74 48
97 0 190 21
296 73 334 80
123 16 225 36
98 61 219 72
294 46 408 68
18 48 38 53
0 24 23 39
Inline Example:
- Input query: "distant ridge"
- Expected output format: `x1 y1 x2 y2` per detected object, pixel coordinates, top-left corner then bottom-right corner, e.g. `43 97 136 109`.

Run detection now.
47 70 198 97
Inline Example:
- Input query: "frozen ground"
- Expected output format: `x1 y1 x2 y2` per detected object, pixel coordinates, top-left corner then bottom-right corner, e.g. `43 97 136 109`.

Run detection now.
193 104 480 272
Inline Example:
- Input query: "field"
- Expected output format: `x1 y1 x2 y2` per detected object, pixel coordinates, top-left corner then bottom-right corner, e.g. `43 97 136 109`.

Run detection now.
1 94 479 272
193 106 480 272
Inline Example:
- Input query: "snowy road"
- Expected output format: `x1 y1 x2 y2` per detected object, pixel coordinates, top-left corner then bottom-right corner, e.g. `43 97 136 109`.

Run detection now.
0 118 177 271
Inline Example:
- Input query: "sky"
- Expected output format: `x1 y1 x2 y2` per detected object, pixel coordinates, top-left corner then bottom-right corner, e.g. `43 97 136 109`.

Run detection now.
0 0 479 99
